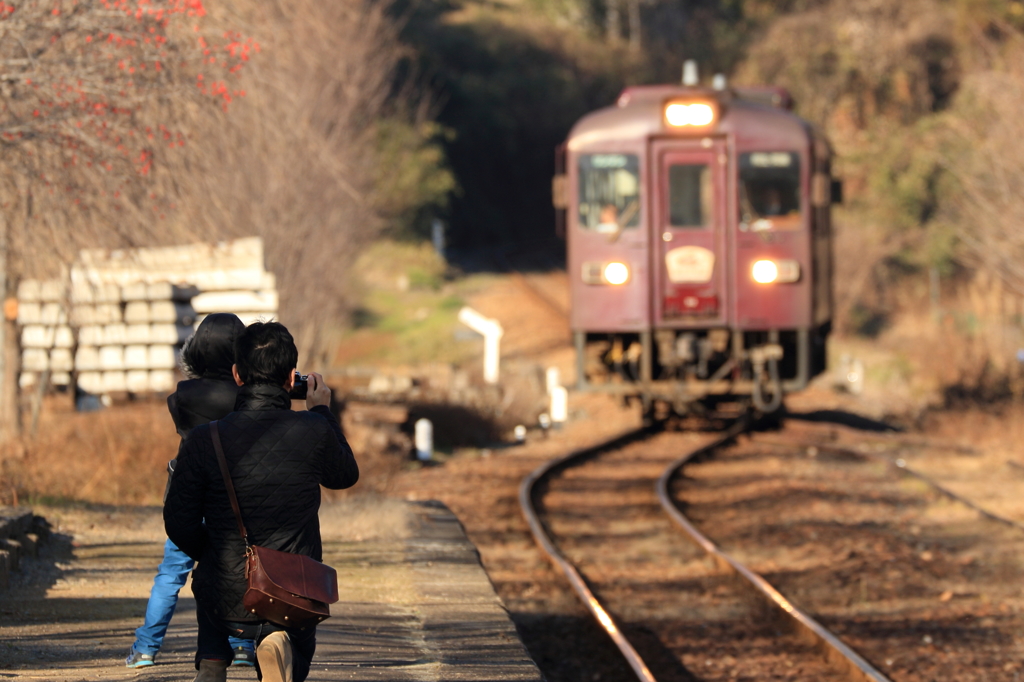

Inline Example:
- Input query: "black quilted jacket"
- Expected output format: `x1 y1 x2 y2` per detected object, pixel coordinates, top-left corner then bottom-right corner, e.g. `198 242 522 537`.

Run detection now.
164 383 359 621
167 378 239 438
167 312 244 438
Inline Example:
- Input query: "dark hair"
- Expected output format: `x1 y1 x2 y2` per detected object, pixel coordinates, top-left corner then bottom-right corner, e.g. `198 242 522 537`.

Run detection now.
233 321 298 387
180 313 245 380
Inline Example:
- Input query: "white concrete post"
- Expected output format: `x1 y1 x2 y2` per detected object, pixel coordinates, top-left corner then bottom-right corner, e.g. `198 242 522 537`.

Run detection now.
847 358 865 396
414 418 433 462
550 386 568 424
458 307 503 384
545 367 560 395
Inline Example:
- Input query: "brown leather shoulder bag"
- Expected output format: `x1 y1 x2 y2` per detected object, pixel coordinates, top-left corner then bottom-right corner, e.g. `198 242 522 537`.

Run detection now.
210 421 338 630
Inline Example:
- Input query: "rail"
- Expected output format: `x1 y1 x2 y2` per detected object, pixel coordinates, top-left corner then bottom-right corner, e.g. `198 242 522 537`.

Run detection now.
762 438 1024 534
656 421 893 682
518 427 655 682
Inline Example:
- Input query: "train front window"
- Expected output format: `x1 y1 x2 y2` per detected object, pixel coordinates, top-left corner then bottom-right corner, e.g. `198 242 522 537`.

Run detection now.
739 151 801 231
668 163 711 228
578 154 641 234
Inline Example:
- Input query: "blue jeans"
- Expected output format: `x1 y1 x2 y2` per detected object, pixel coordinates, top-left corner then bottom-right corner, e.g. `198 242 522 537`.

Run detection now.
133 539 252 656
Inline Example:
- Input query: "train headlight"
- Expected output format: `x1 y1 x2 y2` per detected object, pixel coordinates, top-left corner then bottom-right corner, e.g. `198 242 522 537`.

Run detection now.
752 260 779 284
752 259 800 284
582 261 631 285
603 262 630 285
664 101 716 128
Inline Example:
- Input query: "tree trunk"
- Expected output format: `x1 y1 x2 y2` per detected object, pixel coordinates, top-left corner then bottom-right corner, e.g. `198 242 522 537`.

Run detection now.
627 0 641 52
606 0 621 42
0 210 8 441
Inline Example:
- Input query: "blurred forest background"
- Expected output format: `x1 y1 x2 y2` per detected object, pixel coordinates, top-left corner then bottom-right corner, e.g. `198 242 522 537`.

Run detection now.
7 0 1024 408
6 0 1024 504
392 0 1024 405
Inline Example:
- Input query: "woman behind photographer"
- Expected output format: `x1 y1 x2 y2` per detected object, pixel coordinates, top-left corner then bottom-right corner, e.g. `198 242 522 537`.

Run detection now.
126 313 255 668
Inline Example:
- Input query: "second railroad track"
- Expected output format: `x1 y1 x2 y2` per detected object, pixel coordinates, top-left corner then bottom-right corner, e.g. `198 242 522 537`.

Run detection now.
521 416 1024 681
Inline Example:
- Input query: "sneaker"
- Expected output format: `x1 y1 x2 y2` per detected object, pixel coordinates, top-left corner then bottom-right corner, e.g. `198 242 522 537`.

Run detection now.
255 631 293 682
231 646 256 667
125 647 155 668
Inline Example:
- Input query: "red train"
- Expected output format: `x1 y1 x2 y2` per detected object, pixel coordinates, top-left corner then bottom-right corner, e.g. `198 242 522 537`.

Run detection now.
554 75 840 417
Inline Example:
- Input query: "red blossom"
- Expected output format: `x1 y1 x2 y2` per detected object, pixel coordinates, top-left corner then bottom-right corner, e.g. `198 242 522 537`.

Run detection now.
0 0 257 226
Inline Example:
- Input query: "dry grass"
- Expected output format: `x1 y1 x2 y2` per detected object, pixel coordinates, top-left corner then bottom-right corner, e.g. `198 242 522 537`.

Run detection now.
0 396 413 507
0 398 178 507
319 495 411 541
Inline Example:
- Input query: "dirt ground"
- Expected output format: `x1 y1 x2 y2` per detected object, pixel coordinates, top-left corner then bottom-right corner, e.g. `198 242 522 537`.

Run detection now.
0 497 413 679
7 273 1024 680
677 424 1024 681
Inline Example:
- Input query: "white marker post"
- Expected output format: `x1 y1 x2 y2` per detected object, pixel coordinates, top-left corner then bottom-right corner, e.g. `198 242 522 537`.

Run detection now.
545 367 560 395
550 386 568 426
415 418 433 462
514 424 527 443
458 307 503 384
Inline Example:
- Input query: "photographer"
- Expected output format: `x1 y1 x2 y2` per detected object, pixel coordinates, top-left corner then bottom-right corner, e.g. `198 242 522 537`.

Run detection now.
164 321 358 682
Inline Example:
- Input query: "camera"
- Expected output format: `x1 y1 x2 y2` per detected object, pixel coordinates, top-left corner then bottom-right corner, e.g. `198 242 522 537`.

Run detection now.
289 372 309 400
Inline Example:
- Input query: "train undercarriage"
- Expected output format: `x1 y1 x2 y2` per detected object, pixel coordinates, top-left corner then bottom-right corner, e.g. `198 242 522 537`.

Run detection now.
574 324 829 418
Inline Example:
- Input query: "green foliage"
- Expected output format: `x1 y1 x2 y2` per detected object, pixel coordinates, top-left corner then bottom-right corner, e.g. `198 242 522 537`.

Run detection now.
391 0 875 251
734 0 1024 334
396 0 636 247
408 266 444 291
377 0 1024 345
847 303 889 338
373 119 458 237
440 294 465 310
339 240 495 365
854 117 953 271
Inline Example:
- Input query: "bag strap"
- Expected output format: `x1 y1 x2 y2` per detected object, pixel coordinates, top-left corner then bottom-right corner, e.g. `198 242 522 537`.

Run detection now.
210 421 249 547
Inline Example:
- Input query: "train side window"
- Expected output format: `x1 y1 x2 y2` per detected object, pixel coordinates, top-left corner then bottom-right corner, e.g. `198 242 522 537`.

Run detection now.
578 154 641 234
668 164 711 228
739 151 801 231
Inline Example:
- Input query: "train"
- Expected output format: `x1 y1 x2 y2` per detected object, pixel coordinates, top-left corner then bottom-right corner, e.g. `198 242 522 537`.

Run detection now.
554 68 840 419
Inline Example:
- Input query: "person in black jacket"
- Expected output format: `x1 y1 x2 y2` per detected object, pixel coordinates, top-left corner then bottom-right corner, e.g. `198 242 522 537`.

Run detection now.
164 321 358 682
126 313 254 668
167 313 247 437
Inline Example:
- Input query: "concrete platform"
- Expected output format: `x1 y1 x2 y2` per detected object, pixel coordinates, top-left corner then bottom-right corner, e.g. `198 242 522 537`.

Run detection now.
314 501 543 681
0 501 543 681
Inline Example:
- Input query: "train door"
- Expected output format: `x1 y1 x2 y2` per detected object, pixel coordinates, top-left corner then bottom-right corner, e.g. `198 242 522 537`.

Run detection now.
650 139 729 327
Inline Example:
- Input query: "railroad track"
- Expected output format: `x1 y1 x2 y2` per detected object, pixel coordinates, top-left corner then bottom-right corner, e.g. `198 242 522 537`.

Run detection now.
657 424 892 682
519 427 655 680
521 416 1024 681
751 434 1024 535
520 419 893 681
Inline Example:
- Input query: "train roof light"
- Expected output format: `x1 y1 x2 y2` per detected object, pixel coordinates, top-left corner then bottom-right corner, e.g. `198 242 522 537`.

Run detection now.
664 101 716 128
682 60 699 87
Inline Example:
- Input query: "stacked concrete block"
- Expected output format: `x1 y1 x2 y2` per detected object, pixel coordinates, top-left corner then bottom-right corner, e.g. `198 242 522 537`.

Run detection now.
16 279 71 388
15 237 278 397
73 286 192 395
18 274 195 394
77 239 277 331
